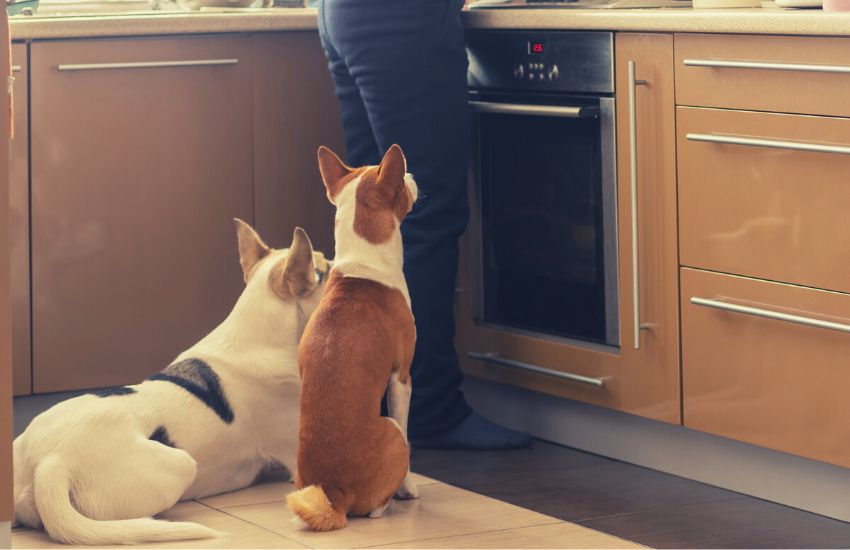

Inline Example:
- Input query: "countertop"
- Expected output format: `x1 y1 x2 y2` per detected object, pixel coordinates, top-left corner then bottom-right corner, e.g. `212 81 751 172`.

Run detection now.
9 5 850 40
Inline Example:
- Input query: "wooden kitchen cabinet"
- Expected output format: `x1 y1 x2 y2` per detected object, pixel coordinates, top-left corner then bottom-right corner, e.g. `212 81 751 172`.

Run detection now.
682 267 850 468
10 43 30 396
29 36 253 393
456 33 681 423
678 106 850 295
1 7 14 527
252 33 343 256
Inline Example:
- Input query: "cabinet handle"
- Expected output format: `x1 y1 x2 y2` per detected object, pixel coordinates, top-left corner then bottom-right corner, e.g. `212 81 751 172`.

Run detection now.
11 65 21 72
686 133 850 156
691 297 850 334
468 100 597 119
628 61 650 351
57 59 239 72
683 58 850 75
469 351 605 387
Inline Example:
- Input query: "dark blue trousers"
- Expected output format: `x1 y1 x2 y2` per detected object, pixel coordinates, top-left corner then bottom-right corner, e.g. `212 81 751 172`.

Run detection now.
318 0 472 439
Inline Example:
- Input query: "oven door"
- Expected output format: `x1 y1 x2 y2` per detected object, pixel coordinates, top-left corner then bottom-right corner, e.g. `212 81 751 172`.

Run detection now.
470 92 619 348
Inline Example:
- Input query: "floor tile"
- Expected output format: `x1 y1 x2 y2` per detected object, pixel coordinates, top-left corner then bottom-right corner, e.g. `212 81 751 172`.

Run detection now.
376 521 647 549
579 497 850 549
11 501 307 549
200 472 439 511
423 457 736 522
222 481 561 549
411 440 609 487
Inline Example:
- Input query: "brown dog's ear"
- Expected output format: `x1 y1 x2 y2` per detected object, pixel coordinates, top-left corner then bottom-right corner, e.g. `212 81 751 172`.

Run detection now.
376 144 407 191
274 227 317 299
318 146 353 203
234 218 270 283
375 144 412 217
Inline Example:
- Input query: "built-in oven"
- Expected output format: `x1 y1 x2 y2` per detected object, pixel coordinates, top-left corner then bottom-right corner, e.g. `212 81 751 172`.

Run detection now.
466 30 619 349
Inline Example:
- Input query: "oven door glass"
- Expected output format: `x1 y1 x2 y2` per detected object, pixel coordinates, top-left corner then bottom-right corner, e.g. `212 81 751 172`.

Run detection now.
474 96 618 347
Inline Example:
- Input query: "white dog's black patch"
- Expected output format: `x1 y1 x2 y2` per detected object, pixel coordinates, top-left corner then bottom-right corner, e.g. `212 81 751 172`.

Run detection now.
89 386 137 398
149 426 176 448
148 358 234 424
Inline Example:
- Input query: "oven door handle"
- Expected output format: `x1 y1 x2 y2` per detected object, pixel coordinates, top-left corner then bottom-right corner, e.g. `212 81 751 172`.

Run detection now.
468 100 598 119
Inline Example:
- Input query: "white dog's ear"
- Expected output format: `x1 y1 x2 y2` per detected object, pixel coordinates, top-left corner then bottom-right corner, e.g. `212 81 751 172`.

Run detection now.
276 227 317 299
234 218 270 283
317 146 354 203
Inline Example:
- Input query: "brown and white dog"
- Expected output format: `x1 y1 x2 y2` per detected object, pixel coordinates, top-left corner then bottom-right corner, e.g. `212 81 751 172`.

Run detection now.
286 145 420 531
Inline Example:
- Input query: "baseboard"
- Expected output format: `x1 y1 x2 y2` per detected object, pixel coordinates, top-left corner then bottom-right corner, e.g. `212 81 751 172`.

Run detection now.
463 376 850 523
1 521 10 549
13 391 84 437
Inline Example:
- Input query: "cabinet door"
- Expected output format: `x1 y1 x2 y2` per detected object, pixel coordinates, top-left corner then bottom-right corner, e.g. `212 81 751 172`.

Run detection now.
10 43 30 396
252 33 343 256
1 6 13 526
30 36 253 393
456 33 680 423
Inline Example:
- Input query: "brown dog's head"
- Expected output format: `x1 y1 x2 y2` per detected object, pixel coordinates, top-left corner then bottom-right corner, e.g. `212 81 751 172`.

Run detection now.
232 219 331 314
317 144 418 246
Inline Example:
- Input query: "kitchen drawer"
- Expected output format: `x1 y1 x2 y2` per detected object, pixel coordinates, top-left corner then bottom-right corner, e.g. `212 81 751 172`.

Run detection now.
678 106 850 294
682 267 850 468
676 34 850 118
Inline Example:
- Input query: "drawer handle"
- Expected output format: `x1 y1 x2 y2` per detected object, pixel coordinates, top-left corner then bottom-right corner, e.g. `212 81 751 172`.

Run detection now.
687 133 850 156
468 351 605 387
691 297 850 334
57 59 239 72
468 101 598 119
11 65 21 72
683 58 850 75
628 61 651 351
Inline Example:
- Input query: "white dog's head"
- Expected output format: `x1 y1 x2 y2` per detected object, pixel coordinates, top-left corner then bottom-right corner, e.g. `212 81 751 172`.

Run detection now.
316 144 418 246
233 219 330 317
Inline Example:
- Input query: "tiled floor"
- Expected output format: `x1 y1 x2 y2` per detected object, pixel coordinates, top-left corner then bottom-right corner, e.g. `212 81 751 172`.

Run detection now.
412 441 850 549
10 470 644 549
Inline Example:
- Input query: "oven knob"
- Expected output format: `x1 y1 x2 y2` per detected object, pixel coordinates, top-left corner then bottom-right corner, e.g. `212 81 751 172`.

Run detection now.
538 73 545 81
528 72 535 81
514 64 524 79
548 64 560 81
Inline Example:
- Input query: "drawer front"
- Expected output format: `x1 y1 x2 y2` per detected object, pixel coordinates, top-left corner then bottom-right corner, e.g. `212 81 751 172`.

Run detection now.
678 106 850 294
676 34 850 118
682 267 850 467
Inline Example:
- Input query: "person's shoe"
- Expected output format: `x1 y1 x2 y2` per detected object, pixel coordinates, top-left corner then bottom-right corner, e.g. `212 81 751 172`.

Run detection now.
410 412 532 450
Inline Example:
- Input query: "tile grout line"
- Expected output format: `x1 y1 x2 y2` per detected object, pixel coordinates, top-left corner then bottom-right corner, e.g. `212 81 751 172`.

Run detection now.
194 500 318 549
356 520 566 549
572 494 745 525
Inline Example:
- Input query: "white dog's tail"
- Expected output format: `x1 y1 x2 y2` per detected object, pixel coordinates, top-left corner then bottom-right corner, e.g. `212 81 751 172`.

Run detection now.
33 455 221 545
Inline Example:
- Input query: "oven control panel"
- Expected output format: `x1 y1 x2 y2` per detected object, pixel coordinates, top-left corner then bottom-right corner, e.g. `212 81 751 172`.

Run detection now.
467 30 614 94
514 62 560 82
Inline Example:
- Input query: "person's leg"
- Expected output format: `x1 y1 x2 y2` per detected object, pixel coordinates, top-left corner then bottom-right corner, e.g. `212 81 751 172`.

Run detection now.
317 0 380 168
320 0 530 449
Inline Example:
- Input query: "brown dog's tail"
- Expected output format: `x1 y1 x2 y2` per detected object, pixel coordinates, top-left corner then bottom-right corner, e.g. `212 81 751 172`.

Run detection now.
286 485 347 531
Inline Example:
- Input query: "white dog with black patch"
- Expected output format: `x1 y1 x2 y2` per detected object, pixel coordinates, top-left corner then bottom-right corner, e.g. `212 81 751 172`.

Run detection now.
12 220 330 545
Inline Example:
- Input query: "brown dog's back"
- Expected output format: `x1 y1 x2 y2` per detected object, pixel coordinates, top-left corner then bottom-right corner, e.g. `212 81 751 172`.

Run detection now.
290 272 414 529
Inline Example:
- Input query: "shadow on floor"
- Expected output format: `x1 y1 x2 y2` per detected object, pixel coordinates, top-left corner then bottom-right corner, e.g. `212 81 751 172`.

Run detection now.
411 439 850 549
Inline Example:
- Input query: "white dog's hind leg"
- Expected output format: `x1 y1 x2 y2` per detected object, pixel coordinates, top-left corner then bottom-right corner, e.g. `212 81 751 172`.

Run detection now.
74 436 198 521
387 373 418 500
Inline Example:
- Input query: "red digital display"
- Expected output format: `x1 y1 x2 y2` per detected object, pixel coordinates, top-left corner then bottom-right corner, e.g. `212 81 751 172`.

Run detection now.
530 42 544 54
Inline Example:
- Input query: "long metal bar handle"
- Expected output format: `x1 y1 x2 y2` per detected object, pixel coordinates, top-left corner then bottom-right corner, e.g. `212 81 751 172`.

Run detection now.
468 352 605 387
683 58 850 75
468 100 598 119
691 297 850 334
57 59 240 72
687 133 850 156
628 61 649 351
